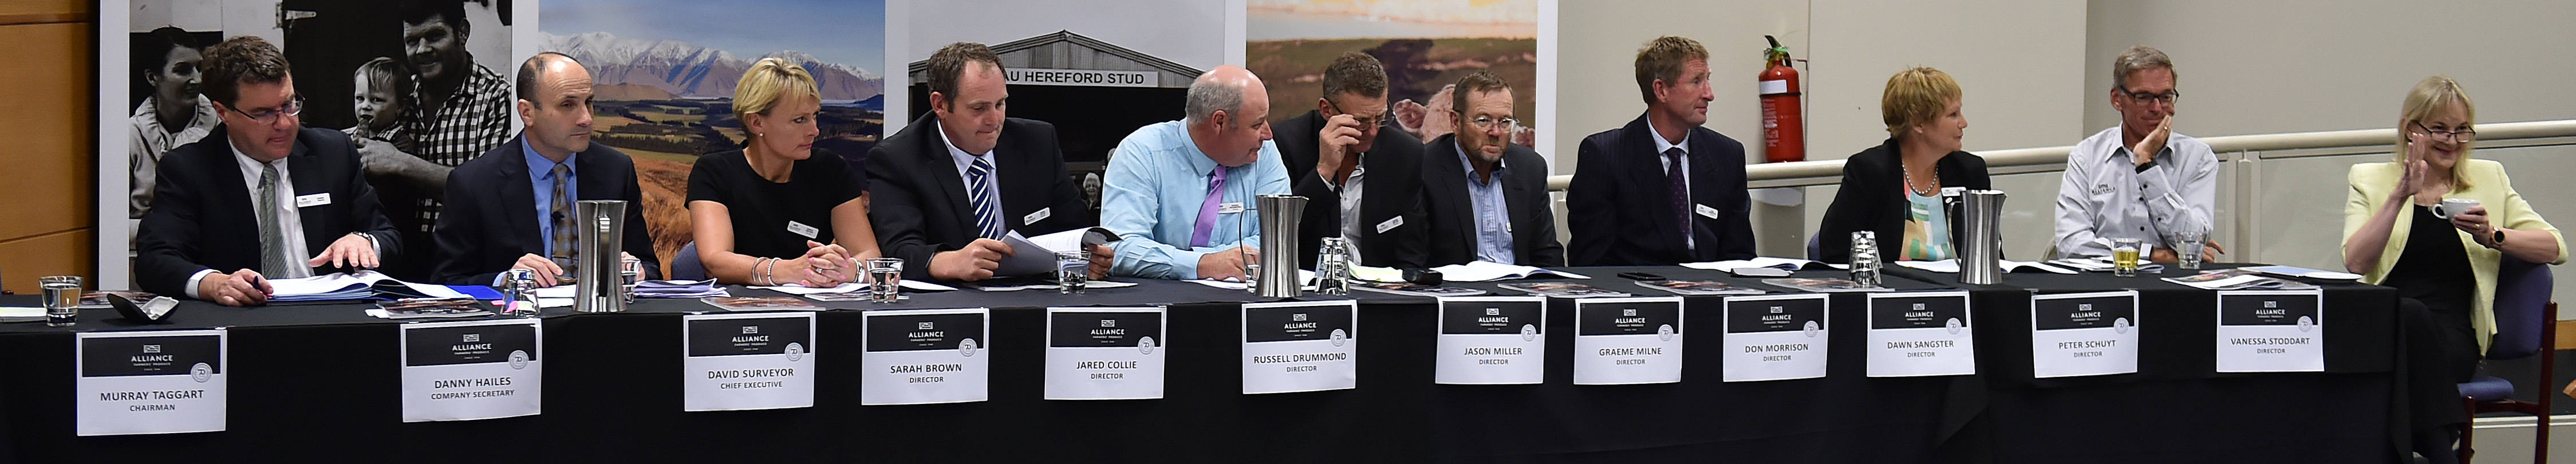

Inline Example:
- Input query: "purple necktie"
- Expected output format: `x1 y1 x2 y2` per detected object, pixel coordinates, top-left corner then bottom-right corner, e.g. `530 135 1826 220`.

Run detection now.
1190 166 1229 248
1665 148 1691 242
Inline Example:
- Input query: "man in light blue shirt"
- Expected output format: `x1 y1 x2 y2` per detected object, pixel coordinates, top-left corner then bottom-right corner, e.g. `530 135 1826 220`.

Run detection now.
2054 46 2219 263
1100 65 1291 280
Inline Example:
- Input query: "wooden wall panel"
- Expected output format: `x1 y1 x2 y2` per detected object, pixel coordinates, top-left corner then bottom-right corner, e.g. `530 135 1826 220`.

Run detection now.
0 0 84 23
0 22 92 242
0 229 90 294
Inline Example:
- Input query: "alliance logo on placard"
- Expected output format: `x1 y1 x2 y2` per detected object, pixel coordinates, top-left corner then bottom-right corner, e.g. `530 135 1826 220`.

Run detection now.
1946 317 1963 335
1138 336 1156 355
959 339 979 357
1658 324 1675 342
509 350 530 369
190 363 212 383
1330 329 1348 347
2297 316 2315 332
1521 324 1538 342
786 342 805 361
2113 317 2132 335
1804 320 1821 337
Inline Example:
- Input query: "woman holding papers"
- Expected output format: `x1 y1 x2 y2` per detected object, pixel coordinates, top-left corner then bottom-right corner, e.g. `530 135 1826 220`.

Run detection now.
1815 67 1991 263
687 58 882 286
2341 76 2564 463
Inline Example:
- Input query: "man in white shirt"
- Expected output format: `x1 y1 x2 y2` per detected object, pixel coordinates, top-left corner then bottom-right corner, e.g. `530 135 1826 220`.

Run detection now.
2054 45 2221 262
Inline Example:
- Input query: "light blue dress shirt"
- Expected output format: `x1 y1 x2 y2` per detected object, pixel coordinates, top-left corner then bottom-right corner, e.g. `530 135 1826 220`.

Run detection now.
1100 120 1291 279
523 139 577 258
1453 141 1516 265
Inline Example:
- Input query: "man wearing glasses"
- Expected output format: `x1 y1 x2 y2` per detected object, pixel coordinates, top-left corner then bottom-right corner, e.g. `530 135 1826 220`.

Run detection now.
2053 45 2220 263
1417 70 1562 268
136 36 401 306
1272 52 1427 270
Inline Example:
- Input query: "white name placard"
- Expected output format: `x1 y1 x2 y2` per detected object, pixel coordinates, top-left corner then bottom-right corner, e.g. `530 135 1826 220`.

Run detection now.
684 312 816 411
77 329 227 436
1867 292 1977 377
862 308 990 405
1722 293 1831 382
1047 306 1167 400
1242 301 1358 394
1573 297 1686 385
2030 291 2139 378
2216 290 2325 373
401 319 543 422
1435 296 1548 385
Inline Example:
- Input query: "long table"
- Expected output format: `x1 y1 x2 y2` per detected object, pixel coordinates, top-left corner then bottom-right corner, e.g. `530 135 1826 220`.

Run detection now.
0 266 2407 463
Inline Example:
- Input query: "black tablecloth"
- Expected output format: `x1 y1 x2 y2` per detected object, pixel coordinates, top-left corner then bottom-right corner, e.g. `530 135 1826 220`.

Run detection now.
0 266 2405 463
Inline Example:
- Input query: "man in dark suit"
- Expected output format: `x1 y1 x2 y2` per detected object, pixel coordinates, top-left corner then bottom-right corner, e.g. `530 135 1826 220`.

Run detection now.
430 53 656 286
1568 36 1757 266
1417 70 1563 268
868 42 1106 282
1274 52 1426 270
136 36 401 306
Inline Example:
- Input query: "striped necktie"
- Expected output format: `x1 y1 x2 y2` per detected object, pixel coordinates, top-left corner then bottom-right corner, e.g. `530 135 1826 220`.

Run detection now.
967 157 1003 239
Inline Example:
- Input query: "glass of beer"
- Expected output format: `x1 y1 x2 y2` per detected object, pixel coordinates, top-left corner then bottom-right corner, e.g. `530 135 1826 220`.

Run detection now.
2110 238 2143 277
40 276 82 327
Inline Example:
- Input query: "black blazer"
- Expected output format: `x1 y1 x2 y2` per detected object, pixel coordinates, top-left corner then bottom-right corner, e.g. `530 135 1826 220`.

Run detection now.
429 135 660 285
1815 137 1991 263
1417 133 1563 268
135 126 404 297
1273 109 1427 269
1567 113 1758 265
867 113 1092 281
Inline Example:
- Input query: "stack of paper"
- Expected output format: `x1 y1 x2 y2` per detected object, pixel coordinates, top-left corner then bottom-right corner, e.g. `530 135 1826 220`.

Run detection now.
1893 259 2077 274
633 280 728 298
268 271 469 302
1682 257 1829 271
2163 269 2318 290
1430 261 1593 282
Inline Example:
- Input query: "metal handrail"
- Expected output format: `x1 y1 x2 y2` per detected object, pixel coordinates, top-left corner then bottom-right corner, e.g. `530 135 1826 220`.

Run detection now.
1544 119 2576 190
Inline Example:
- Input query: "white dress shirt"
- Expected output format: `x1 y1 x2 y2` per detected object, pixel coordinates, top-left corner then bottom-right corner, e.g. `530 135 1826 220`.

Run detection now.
184 144 315 298
1647 118 1694 250
2053 125 2218 258
1324 152 1367 265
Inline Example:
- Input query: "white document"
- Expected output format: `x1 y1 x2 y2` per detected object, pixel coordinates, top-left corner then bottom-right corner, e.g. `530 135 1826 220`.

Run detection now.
1241 301 1359 394
2030 291 2140 378
1680 257 1820 271
751 280 957 294
77 329 227 436
269 270 470 298
1431 261 1594 282
1866 292 1978 377
996 228 1104 276
1045 307 1167 400
974 280 1139 292
2215 290 2326 373
1186 269 1317 290
683 313 816 411
1573 297 1686 385
401 318 542 422
861 308 989 405
1722 293 1831 382
1894 259 2076 274
1434 296 1548 385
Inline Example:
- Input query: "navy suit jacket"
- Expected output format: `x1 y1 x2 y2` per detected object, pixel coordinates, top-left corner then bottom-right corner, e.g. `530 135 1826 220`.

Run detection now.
1568 113 1758 265
135 126 403 297
429 135 658 285
866 113 1093 281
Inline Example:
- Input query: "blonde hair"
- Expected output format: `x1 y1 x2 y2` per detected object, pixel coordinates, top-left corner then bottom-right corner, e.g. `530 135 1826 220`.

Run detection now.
2397 75 2477 191
733 57 822 143
1881 67 1962 139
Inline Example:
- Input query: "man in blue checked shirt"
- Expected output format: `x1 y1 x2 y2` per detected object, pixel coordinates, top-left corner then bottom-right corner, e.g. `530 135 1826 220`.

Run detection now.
1099 65 1292 280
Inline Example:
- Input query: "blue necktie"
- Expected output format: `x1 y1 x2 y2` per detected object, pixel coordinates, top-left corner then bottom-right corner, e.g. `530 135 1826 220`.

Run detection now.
967 157 1003 239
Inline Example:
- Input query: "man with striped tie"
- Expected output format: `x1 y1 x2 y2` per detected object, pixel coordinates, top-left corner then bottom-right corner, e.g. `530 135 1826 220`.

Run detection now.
427 52 656 287
869 42 1106 282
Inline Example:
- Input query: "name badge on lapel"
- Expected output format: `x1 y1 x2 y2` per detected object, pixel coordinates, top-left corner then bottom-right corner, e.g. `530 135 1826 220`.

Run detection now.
1375 217 1405 234
1218 202 1246 214
294 193 332 208
1024 207 1051 225
1694 204 1722 220
786 221 819 239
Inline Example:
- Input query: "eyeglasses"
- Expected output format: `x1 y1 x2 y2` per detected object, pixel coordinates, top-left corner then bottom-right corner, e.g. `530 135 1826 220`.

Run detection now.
228 95 306 125
1320 99 1385 128
2412 121 2476 142
2116 87 2180 105
1466 115 1518 131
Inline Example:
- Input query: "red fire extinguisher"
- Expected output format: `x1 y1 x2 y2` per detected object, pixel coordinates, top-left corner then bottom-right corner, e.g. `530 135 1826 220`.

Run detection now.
1758 36 1805 163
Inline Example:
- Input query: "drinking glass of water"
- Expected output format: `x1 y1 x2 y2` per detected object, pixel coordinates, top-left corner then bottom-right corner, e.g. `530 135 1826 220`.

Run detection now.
40 275 82 327
1055 250 1088 294
2172 230 2207 271
2110 238 2143 277
866 258 904 304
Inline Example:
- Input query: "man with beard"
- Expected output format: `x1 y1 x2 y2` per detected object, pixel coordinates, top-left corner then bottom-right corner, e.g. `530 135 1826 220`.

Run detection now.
384 0 512 280
1415 70 1561 267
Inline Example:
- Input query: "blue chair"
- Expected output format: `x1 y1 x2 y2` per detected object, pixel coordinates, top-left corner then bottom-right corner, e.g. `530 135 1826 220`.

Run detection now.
2456 258 2555 463
670 242 709 282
